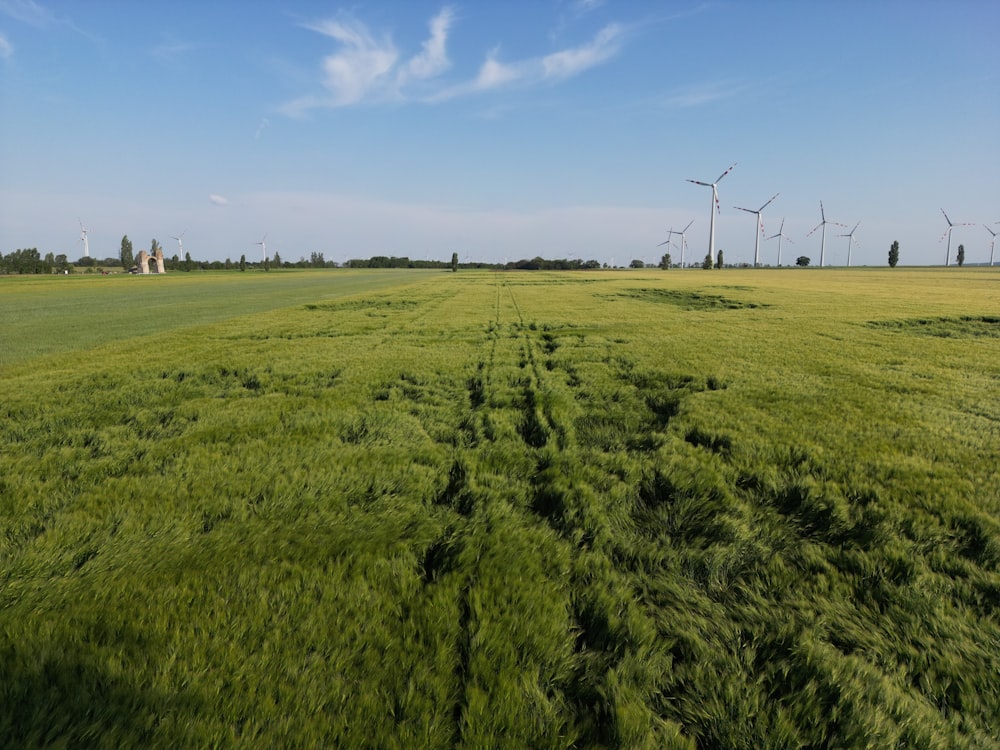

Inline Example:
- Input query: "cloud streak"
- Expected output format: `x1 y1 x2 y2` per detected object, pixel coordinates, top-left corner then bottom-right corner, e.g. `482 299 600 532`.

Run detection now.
283 7 625 113
0 32 12 59
0 0 58 27
209 194 230 206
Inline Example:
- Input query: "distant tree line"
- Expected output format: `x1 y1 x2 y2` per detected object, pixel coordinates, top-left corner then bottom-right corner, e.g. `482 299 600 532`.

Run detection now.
0 248 72 274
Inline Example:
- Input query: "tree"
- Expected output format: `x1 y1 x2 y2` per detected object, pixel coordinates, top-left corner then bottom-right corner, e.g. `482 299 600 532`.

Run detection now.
659 253 672 270
451 252 459 272
120 235 134 270
239 254 246 272
264 257 270 272
150 239 161 257
716 249 724 269
629 259 645 269
796 256 810 267
888 240 899 268
184 252 192 272
702 253 713 269
273 251 282 267
957 244 965 267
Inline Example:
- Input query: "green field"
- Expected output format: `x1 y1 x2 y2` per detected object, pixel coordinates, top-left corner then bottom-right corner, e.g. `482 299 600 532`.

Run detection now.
2 268 998 748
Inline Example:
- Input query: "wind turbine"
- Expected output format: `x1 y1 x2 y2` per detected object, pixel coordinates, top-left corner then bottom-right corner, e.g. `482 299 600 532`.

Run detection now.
255 234 267 262
78 219 90 258
838 222 861 267
939 210 973 266
734 192 779 267
657 220 693 267
985 224 998 267
687 163 736 265
766 218 793 266
805 201 845 267
169 231 186 257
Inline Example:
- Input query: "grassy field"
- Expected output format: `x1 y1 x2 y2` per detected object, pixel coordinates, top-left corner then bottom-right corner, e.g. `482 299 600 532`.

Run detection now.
0 269 427 366
2 267 998 747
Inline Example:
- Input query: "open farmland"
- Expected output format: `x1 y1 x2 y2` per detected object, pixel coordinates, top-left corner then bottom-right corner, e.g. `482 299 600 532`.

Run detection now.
1 268 998 748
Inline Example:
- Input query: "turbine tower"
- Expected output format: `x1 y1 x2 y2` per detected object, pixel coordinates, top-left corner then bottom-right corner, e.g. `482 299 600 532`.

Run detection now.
734 192 779 267
170 230 186 257
838 222 861 267
657 220 693 268
256 234 268 262
687 163 736 265
985 224 998 267
806 201 845 267
766 218 793 266
675 219 693 268
78 219 90 258
939 210 972 266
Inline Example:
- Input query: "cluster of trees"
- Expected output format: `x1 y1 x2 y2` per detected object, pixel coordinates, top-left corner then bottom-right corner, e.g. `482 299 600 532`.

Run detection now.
0 248 73 274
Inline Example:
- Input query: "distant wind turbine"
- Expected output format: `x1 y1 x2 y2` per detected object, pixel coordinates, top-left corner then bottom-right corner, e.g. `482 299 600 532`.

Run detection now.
169 230 186 257
78 219 90 258
256 234 267 262
985 224 998 267
766 218 793 266
838 222 861 267
687 163 736 265
806 201 845 267
657 220 693 268
734 192 779 267
939 210 973 266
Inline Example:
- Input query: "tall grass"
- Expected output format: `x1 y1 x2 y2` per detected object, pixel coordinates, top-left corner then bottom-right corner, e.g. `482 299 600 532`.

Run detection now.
2 268 998 747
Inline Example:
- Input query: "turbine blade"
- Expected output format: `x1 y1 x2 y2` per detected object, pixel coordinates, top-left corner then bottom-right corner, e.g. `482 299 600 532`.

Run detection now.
687 179 711 187
941 208 952 226
819 201 826 221
759 192 779 211
715 162 737 183
806 223 823 237
683 220 694 232
734 206 755 214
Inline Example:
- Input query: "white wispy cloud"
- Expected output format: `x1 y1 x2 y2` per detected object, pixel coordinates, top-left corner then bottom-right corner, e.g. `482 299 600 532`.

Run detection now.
284 7 626 112
397 7 454 86
0 0 57 26
151 34 198 60
255 118 270 139
209 194 230 206
300 14 399 109
541 23 622 80
661 79 749 108
0 32 12 58
429 23 623 102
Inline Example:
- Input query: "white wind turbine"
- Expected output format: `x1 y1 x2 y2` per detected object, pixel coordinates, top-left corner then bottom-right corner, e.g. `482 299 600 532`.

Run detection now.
766 218 793 266
657 220 693 268
169 230 186 258
838 222 861 267
78 219 90 258
939 210 973 266
734 192 779 267
687 163 736 266
806 201 845 267
255 234 267 262
985 224 998 267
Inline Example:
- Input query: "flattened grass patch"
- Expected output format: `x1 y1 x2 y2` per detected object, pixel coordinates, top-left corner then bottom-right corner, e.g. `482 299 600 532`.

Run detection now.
614 288 766 310
867 315 1000 338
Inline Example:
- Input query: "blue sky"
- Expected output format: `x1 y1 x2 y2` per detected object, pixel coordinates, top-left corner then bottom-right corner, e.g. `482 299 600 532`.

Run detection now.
1 0 998 267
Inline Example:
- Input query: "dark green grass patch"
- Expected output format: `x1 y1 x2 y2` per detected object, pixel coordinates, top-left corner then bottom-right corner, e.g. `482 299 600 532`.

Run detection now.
613 288 766 310
866 315 1000 338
